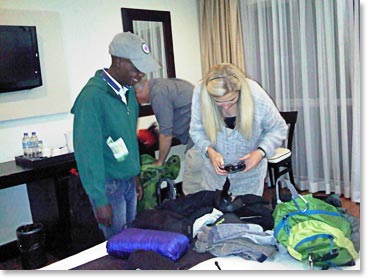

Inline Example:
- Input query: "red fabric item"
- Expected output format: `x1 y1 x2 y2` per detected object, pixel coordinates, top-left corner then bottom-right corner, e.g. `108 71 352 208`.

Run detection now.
138 129 157 147
138 122 158 148
69 168 79 176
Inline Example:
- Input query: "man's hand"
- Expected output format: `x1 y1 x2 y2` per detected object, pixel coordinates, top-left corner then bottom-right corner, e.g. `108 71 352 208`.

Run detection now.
152 160 163 166
94 204 113 227
135 176 144 201
156 133 173 165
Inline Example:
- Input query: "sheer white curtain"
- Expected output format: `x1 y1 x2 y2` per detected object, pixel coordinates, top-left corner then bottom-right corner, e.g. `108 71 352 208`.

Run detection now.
240 0 360 202
133 21 167 79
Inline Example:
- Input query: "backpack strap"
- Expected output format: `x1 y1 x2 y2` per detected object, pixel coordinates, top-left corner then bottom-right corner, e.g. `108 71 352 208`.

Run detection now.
276 179 309 212
156 177 177 206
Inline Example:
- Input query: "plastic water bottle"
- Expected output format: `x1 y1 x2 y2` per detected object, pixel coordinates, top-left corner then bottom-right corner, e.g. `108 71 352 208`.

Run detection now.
22 133 31 158
37 140 43 157
30 132 39 158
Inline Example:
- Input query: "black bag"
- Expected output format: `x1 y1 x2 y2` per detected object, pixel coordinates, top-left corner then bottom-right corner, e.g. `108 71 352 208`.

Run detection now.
132 208 194 240
213 177 274 230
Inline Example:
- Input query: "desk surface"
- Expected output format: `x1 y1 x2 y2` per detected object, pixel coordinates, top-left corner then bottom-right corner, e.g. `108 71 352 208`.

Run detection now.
0 153 76 189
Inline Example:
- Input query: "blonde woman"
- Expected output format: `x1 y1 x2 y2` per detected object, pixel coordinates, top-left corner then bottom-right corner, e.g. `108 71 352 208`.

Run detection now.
189 63 288 196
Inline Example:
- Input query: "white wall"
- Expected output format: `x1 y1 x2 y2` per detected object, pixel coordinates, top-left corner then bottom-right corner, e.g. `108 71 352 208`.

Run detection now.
0 0 202 162
0 0 202 245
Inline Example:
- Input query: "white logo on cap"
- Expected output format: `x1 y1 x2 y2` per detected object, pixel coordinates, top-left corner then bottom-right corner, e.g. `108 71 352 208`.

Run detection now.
141 43 150 54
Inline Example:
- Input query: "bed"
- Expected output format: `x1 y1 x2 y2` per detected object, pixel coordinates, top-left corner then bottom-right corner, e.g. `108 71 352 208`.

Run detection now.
39 241 360 271
40 188 360 271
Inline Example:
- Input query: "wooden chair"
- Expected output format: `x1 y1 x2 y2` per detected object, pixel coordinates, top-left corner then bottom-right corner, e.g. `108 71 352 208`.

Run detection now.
267 111 298 187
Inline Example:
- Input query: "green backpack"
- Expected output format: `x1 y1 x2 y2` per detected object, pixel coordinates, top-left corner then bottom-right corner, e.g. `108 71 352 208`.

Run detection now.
138 154 180 212
273 180 359 269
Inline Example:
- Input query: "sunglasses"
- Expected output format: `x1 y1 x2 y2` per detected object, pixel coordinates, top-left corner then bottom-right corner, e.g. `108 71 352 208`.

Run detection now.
221 161 246 174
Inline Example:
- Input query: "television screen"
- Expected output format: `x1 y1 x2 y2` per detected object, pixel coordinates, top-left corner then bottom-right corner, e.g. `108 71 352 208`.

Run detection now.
0 25 42 93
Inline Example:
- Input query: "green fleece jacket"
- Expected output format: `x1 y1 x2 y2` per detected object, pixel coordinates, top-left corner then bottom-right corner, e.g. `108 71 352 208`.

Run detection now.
71 70 140 207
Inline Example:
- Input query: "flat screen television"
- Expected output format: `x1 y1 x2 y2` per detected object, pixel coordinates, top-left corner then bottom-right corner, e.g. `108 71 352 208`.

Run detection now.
0 25 43 93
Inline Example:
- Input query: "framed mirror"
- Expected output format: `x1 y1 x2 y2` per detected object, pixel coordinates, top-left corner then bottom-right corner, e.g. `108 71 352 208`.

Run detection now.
121 8 176 116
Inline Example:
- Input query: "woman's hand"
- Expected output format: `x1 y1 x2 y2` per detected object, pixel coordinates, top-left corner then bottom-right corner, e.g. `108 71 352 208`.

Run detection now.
207 147 227 175
240 149 264 172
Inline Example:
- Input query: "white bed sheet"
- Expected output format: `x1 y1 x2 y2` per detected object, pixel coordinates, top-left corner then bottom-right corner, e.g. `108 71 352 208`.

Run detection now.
39 241 108 270
190 253 361 271
39 241 360 271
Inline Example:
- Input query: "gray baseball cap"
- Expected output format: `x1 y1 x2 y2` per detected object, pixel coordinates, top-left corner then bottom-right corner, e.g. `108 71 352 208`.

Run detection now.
109 32 161 73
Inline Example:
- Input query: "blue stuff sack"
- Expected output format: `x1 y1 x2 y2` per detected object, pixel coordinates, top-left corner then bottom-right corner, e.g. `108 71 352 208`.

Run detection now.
106 227 189 261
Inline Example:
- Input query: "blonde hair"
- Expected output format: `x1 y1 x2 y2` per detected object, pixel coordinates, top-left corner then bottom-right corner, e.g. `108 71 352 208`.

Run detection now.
200 63 254 144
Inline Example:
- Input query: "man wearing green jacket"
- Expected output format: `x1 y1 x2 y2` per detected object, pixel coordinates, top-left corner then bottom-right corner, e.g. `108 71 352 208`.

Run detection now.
71 32 160 239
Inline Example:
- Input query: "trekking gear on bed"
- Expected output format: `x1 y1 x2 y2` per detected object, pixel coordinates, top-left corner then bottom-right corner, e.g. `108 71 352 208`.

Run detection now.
272 179 359 269
106 227 189 261
138 154 180 211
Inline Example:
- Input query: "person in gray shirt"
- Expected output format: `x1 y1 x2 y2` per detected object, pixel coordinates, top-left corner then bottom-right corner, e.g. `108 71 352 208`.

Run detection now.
134 78 202 195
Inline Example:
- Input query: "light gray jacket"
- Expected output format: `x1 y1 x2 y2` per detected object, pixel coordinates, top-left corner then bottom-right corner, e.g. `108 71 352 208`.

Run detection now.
189 78 288 196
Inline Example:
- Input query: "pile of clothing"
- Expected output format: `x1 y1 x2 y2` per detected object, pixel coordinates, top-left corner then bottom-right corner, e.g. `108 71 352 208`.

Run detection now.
132 177 278 262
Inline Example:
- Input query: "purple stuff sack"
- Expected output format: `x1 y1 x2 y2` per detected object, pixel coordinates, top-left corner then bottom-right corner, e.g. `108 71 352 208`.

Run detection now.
106 227 189 261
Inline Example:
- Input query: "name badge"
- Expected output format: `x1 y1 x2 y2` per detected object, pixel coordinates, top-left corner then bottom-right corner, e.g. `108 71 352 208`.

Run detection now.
106 136 129 162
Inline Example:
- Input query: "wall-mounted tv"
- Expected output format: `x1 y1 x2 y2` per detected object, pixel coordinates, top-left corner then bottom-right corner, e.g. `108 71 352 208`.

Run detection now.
0 25 42 93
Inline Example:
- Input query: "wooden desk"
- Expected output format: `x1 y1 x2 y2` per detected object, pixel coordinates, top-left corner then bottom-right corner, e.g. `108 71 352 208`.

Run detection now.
0 153 77 261
0 143 184 261
0 153 76 190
